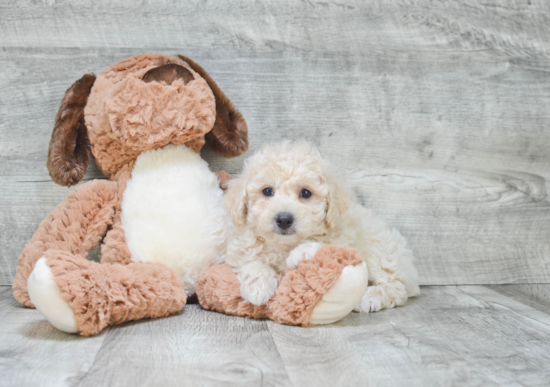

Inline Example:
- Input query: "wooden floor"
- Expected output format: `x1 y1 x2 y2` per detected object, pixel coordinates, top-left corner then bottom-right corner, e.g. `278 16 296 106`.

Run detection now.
2 0 550 287
3 284 550 386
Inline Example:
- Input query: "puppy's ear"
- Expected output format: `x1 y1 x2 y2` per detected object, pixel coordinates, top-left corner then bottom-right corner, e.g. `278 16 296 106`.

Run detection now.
177 55 248 158
47 74 96 186
325 171 352 230
224 176 248 227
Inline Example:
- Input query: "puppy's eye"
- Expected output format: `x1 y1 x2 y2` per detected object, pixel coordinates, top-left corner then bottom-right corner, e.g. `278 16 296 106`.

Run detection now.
263 187 274 197
300 189 312 199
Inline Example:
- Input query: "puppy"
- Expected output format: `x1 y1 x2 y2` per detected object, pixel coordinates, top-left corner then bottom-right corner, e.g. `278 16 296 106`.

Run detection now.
224 141 420 312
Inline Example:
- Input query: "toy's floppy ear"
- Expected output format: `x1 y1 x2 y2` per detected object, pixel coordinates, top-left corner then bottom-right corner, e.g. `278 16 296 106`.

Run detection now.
224 175 248 228
47 74 96 187
325 170 352 231
178 55 248 158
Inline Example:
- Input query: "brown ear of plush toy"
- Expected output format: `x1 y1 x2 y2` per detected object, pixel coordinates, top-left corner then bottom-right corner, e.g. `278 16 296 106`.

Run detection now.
178 55 248 158
47 74 96 187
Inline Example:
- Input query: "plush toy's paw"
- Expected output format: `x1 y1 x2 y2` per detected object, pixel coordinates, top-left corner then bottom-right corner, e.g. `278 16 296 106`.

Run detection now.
286 241 323 269
309 262 368 325
215 171 233 191
27 257 78 333
269 245 367 327
354 287 385 313
237 261 279 306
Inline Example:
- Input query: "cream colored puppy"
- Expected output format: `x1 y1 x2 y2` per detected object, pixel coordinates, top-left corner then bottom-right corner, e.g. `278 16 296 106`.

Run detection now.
225 141 420 312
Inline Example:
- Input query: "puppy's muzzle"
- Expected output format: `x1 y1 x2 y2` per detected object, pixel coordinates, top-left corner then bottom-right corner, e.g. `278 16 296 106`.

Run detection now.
275 212 294 231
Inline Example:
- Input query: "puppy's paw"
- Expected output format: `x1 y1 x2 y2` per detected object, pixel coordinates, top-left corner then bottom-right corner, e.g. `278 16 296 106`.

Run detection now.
286 241 323 269
237 262 279 306
354 287 385 313
240 277 278 306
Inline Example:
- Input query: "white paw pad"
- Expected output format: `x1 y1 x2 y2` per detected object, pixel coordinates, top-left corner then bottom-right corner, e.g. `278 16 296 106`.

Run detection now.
286 241 323 269
309 262 368 325
27 257 78 333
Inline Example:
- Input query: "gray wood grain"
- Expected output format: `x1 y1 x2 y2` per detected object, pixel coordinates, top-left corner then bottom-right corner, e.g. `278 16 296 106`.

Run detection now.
4 285 550 386
490 284 550 315
0 287 107 387
76 305 291 387
268 285 550 387
1 0 550 54
1 0 550 286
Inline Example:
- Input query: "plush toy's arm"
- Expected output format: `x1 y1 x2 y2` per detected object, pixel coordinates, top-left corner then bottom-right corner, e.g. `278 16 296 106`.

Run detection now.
215 171 233 191
197 245 368 327
13 179 118 307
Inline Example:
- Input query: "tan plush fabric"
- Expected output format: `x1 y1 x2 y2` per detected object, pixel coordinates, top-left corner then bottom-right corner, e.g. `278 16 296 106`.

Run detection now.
215 171 233 191
13 180 118 307
197 263 271 320
270 245 362 326
44 251 186 336
196 245 362 326
98 170 133 265
85 53 216 179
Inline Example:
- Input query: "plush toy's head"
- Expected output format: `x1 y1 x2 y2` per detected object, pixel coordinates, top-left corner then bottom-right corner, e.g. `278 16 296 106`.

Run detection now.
47 53 248 186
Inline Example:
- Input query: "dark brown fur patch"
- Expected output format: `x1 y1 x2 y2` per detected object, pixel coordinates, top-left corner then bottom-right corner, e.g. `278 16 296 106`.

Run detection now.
47 74 96 187
142 64 194 85
178 55 248 158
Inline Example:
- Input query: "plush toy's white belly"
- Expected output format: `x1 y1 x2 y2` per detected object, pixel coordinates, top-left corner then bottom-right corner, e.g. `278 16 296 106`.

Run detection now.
121 144 230 295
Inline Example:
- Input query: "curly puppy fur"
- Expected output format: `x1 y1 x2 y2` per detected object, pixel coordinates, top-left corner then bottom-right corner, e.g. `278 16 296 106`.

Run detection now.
224 141 420 312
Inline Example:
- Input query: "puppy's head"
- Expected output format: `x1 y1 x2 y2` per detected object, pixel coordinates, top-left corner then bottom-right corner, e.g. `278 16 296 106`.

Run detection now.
225 141 351 247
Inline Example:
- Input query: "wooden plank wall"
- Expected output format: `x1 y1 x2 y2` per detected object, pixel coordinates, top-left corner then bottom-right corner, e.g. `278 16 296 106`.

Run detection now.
1 0 549 286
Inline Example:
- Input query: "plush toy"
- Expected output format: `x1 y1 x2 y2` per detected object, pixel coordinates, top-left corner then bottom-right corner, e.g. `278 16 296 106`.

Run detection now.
197 245 368 327
13 53 247 335
13 53 365 336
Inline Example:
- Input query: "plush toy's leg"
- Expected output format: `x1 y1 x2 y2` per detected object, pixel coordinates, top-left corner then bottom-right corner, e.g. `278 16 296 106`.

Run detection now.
27 250 186 336
196 245 368 326
269 245 368 326
196 263 271 320
13 180 118 307
28 256 78 333
283 242 369 325
308 263 369 325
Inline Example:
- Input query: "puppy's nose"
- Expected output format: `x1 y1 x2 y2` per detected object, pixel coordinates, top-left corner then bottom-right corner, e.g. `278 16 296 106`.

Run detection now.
275 212 294 230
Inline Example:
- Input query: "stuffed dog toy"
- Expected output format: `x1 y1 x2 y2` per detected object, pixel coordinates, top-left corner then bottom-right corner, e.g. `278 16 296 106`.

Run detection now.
13 54 367 335
13 53 248 335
